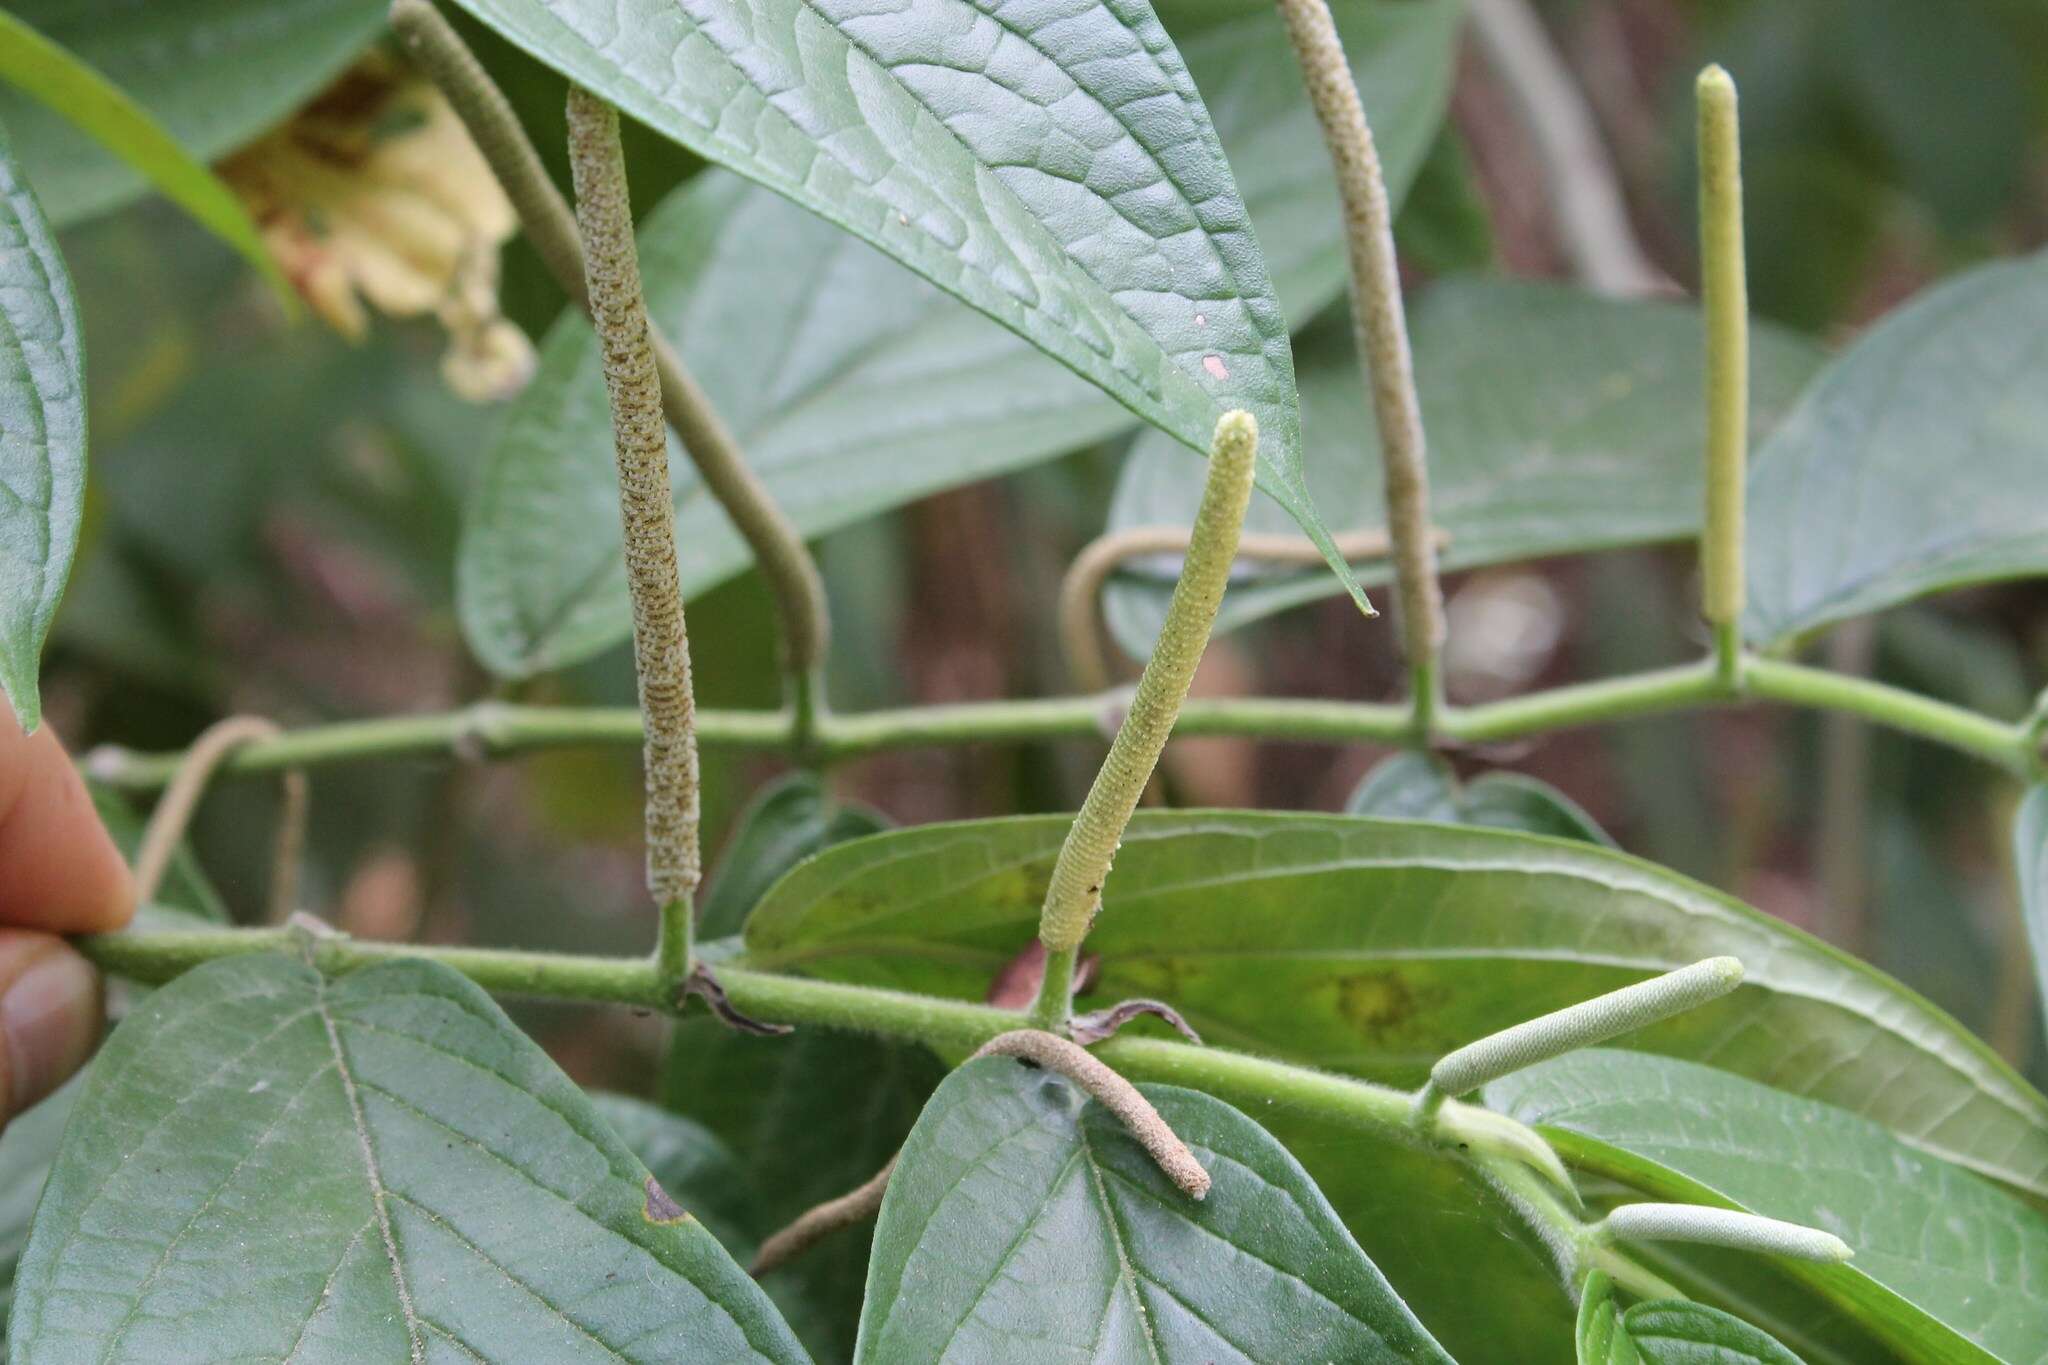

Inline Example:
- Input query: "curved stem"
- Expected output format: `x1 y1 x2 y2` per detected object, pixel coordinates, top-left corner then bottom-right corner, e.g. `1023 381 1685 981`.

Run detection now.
1058 525 1443 693
1273 0 1444 734
390 0 829 695
133 715 306 922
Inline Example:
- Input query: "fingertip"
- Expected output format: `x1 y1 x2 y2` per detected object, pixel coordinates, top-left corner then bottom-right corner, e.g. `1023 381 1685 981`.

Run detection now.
0 718 138 934
0 934 102 1122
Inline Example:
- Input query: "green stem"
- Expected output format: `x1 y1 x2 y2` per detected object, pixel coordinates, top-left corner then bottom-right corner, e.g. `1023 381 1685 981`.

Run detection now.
72 928 1565 1184
84 657 2042 789
1029 947 1077 1031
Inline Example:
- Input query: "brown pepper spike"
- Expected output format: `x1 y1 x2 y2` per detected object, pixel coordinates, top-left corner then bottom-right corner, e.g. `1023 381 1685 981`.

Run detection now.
746 1028 1210 1278
564 87 701 920
978 1030 1210 1199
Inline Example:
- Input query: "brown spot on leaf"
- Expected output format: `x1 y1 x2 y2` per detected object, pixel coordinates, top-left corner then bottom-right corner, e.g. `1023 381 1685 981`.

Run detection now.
643 1175 692 1226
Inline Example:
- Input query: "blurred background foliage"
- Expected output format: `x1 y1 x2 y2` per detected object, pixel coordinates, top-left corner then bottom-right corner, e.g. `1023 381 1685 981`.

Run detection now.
26 0 2048 1097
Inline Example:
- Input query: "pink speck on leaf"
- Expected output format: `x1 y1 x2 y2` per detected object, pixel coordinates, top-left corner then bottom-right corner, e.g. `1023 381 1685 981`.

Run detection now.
1202 355 1229 381
1194 312 1207 326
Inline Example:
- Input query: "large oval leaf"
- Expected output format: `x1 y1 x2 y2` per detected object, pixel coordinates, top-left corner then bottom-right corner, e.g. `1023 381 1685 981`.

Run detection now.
1101 282 1826 659
0 0 384 226
447 0 1367 612
1489 1050 2048 1364
736 812 2048 1203
856 1055 1453 1362
0 124 85 733
457 0 1459 676
1745 251 2048 646
10 953 808 1363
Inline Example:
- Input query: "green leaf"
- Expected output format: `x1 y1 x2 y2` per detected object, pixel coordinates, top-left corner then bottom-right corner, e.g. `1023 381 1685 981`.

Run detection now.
0 0 384 227
1577 1272 1642 1365
458 0 1460 677
2018 785 2048 1047
0 11 291 307
446 0 1372 620
736 811 2048 1203
85 784 230 922
1619 1302 1801 1365
699 772 891 940
1266 1106 1577 1365
0 125 84 734
1488 1049 2048 1364
1346 751 1614 846
1392 127 1494 277
0 1082 80 1354
11 954 809 1363
588 1091 764 1261
855 1055 1454 1362
1745 251 2048 646
663 1024 942 1361
1102 281 1826 658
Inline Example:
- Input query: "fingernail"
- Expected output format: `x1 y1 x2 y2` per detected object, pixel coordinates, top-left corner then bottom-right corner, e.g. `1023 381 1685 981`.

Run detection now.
3 951 99 1116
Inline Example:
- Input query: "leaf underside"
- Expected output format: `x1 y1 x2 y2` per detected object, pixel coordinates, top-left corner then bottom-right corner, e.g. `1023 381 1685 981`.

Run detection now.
0 124 86 733
856 1056 1453 1363
11 954 807 1364
458 0 1460 677
1103 281 1826 658
1491 1049 2048 1365
1744 249 2048 646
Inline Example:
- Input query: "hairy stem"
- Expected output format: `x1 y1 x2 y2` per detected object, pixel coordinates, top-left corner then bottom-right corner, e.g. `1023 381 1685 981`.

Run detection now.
1696 65 1748 682
390 0 828 700
84 656 2044 788
1273 0 1444 732
566 87 699 978
71 925 1556 1192
1032 413 1257 1027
